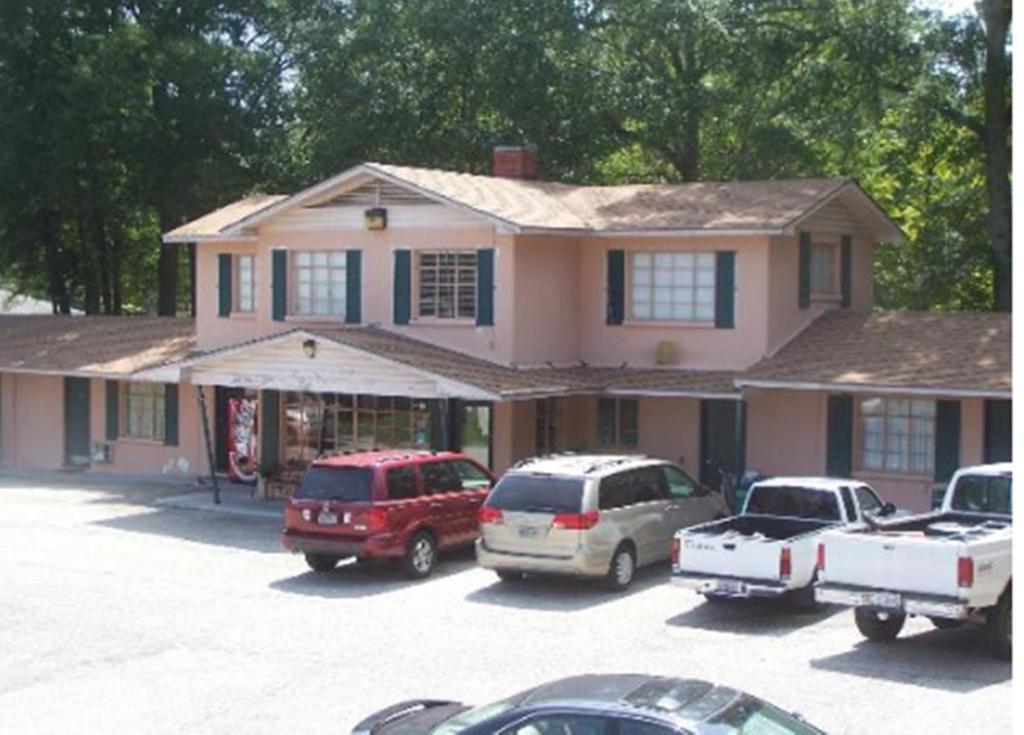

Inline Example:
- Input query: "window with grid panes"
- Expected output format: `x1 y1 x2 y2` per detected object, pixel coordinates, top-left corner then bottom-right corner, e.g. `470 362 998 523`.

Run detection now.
810 243 838 295
236 254 255 312
631 252 715 322
597 398 639 448
293 251 347 316
860 397 935 474
418 251 476 319
125 383 165 440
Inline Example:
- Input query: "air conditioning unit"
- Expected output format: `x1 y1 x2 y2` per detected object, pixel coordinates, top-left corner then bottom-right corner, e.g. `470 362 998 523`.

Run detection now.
91 442 113 464
655 341 682 366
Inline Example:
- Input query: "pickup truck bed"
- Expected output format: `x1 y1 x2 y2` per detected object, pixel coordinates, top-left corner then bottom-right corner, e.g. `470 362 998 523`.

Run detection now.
685 515 835 541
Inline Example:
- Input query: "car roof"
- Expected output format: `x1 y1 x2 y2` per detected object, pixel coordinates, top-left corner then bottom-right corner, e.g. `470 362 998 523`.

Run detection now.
311 449 466 469
751 476 868 492
956 462 1014 476
506 454 670 479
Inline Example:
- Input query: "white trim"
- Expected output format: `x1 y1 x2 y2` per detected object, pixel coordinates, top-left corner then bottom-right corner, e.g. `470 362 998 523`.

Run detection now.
521 227 782 238
735 378 1011 399
606 389 741 400
162 234 259 244
0 366 176 382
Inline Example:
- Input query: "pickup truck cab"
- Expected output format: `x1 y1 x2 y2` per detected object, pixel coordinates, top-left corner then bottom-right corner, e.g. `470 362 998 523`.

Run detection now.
671 477 892 606
815 462 1012 659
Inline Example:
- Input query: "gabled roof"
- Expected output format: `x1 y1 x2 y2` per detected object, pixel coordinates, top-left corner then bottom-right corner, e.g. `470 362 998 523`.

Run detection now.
738 310 1012 398
163 162 904 242
0 316 196 378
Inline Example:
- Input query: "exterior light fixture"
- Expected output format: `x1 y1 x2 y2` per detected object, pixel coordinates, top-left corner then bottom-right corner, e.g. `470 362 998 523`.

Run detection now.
302 338 317 359
364 207 387 230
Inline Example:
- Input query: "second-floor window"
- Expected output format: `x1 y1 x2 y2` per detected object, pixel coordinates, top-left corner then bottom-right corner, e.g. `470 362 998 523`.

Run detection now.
125 382 165 441
418 251 476 319
236 254 255 313
294 251 347 317
810 243 838 296
860 397 934 475
631 252 715 322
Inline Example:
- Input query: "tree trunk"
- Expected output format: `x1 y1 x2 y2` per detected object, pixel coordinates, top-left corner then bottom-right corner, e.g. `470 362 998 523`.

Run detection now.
678 26 700 182
982 0 1011 311
157 208 179 316
41 207 71 314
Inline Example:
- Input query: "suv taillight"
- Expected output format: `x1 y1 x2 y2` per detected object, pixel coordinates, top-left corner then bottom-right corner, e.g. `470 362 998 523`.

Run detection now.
368 507 388 532
779 547 792 580
816 542 825 572
478 506 503 525
552 510 600 530
957 556 974 588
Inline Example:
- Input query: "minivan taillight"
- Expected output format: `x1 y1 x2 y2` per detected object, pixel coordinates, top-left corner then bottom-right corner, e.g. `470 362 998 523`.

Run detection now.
958 556 974 588
816 542 825 573
552 510 600 530
478 506 503 525
779 547 792 580
671 536 681 566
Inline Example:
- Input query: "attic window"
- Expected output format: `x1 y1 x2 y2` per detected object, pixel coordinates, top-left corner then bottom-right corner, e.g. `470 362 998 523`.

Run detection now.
810 243 839 296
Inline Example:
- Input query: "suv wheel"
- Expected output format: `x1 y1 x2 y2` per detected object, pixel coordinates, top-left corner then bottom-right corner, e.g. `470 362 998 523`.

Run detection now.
604 545 636 592
854 607 906 641
403 531 438 579
305 553 339 573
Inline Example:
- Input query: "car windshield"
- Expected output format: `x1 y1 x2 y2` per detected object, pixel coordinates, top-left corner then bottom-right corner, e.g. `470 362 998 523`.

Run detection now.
744 486 841 521
431 697 520 734
700 694 822 735
486 474 585 513
950 474 1012 515
293 466 372 502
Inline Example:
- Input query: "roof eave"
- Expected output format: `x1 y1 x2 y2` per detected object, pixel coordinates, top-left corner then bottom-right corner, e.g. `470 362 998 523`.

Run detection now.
784 180 907 244
735 378 1011 399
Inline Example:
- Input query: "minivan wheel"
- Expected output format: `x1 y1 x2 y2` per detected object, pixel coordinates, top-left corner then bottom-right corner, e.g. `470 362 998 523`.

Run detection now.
403 531 438 579
604 545 636 592
854 607 906 642
305 553 339 573
496 570 525 583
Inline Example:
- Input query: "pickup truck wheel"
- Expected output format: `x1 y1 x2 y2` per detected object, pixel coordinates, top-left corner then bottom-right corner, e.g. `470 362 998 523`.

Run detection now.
854 607 906 641
929 617 963 630
304 553 339 573
985 591 1011 661
604 545 636 592
403 531 438 580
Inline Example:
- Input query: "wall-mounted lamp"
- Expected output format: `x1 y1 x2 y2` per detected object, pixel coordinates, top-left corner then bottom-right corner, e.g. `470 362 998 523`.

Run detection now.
302 338 317 359
364 207 387 230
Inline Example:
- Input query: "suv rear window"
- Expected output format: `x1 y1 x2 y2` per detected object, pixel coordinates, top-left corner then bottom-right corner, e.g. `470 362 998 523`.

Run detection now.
745 485 841 521
950 474 1012 515
487 474 585 513
295 466 373 502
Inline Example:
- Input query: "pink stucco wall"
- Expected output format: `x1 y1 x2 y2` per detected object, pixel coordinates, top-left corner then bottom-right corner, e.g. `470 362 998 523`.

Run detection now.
0 373 65 469
511 236 581 366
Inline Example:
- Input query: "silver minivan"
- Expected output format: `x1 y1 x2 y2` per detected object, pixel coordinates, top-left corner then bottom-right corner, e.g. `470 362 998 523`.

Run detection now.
476 454 728 590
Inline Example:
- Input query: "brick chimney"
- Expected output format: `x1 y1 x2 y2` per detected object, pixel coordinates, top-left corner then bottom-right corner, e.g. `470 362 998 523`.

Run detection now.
492 145 539 179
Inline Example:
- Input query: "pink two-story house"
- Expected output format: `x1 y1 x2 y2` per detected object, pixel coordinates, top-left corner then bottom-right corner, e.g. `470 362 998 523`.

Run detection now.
0 148 1011 510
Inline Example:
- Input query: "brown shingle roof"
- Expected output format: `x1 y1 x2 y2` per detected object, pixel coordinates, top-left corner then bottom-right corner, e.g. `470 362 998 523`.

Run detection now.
163 194 286 242
0 316 197 376
739 310 1011 397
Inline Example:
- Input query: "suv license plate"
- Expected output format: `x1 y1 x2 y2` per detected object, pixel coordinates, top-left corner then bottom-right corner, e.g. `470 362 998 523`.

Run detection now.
317 511 338 525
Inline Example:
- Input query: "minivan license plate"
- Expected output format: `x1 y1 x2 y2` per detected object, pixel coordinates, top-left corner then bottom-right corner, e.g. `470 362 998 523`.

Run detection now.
518 526 539 538
317 511 338 525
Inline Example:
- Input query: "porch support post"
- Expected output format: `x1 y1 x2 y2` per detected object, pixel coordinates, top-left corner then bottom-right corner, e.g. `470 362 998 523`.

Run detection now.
196 385 220 504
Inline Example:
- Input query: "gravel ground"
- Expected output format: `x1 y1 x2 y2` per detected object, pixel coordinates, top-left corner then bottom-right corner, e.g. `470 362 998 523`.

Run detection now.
0 476 1011 734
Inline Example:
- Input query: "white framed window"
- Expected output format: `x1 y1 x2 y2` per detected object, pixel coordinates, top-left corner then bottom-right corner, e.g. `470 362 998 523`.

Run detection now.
293 251 347 316
418 251 476 319
125 383 165 441
236 254 255 313
860 397 935 475
810 243 838 296
631 252 715 322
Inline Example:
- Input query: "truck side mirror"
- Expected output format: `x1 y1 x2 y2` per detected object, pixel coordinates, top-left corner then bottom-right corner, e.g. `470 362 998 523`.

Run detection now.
930 487 945 510
880 502 897 517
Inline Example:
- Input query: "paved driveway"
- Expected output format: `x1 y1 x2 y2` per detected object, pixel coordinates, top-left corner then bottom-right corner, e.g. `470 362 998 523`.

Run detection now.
0 475 1011 734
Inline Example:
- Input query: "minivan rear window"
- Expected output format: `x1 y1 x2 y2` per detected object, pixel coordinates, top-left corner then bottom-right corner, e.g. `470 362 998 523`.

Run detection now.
744 485 840 521
295 467 373 502
486 474 585 513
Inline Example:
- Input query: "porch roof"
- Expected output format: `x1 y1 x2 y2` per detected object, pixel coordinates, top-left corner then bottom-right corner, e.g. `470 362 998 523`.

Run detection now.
168 326 738 400
737 310 1012 398
0 315 197 379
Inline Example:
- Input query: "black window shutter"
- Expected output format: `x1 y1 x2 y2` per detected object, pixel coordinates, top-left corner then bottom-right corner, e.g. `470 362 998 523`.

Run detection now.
798 232 811 310
164 383 179 446
840 234 852 308
260 390 280 465
271 249 287 321
983 399 1012 463
476 248 495 326
714 251 736 329
606 249 625 325
105 381 119 440
393 249 411 325
346 249 362 323
934 400 961 481
218 254 232 317
826 395 853 477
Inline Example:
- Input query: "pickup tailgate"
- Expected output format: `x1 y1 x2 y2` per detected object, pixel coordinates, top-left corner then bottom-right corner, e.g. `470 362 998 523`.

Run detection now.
820 530 963 597
677 529 783 581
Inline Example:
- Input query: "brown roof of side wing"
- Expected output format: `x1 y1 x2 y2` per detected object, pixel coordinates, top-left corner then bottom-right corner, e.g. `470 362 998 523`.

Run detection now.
0 316 197 376
739 310 1011 397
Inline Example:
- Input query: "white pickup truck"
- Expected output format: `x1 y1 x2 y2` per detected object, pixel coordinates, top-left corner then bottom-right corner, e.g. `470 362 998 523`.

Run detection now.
671 477 894 606
815 462 1012 659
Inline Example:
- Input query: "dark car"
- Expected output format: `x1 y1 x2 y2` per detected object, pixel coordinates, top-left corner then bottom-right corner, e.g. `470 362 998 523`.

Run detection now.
351 674 824 734
280 450 494 578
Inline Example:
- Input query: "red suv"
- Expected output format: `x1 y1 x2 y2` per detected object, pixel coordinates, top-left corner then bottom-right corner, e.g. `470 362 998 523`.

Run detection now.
281 450 495 578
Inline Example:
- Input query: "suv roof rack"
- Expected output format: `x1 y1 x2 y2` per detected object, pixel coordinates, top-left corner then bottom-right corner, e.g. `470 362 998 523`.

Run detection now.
582 455 648 475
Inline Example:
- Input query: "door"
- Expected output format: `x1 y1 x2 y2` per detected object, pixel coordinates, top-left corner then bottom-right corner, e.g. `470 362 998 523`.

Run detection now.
63 377 91 467
420 460 465 548
700 399 745 492
984 399 1011 463
659 465 722 553
449 458 493 542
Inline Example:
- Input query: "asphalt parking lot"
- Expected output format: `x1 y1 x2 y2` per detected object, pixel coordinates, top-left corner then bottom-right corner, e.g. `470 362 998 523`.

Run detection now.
0 475 1011 734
